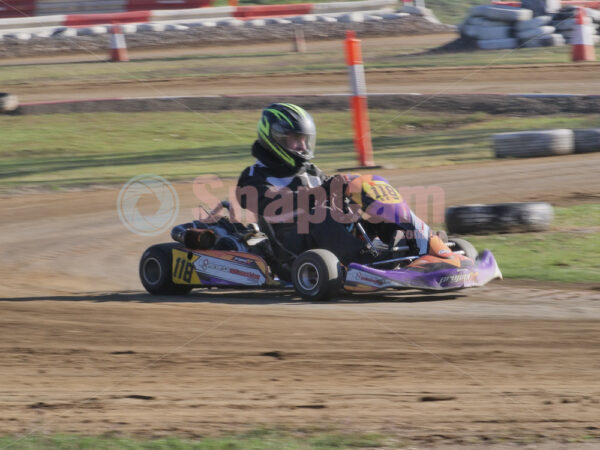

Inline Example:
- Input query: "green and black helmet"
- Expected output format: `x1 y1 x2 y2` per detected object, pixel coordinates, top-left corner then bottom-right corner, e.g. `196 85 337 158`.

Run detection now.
257 103 316 168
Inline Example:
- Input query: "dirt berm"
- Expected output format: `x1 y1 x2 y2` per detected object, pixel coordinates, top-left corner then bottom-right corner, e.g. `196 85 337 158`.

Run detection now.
15 92 600 115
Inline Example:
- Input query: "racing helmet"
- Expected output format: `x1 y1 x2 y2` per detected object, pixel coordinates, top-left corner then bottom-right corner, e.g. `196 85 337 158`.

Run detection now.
257 103 316 168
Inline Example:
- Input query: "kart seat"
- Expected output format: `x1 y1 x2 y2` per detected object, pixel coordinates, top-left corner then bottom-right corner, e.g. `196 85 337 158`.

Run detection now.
257 216 297 263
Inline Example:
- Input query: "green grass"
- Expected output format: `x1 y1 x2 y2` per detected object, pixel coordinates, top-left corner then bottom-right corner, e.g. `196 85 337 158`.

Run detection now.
2 110 599 284
425 0 491 25
2 110 599 191
460 204 600 283
0 429 388 449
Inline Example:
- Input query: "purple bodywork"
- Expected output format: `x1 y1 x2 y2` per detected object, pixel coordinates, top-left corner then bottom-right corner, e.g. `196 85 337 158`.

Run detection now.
345 250 502 291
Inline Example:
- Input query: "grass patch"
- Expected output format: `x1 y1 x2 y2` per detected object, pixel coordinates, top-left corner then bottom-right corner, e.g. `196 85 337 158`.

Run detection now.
2 110 599 191
459 204 600 283
0 429 388 449
426 0 491 25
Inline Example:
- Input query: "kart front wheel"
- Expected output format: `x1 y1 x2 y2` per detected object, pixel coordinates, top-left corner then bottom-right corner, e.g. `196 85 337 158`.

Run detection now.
450 238 478 261
292 249 343 301
139 243 193 296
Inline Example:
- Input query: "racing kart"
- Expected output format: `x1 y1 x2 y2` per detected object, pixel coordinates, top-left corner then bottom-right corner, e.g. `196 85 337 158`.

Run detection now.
139 175 502 300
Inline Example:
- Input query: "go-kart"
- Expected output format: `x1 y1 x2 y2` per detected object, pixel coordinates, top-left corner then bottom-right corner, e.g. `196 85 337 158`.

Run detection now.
139 175 502 300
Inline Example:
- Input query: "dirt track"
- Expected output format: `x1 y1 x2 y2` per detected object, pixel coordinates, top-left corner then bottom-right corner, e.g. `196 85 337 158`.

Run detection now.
11 63 600 104
2 35 600 445
4 35 600 103
1 154 600 446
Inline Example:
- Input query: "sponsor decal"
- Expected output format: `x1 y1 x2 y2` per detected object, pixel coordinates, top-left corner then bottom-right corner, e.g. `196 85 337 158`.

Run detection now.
439 272 475 285
347 269 386 287
229 267 260 281
232 256 253 264
199 258 228 272
194 255 265 286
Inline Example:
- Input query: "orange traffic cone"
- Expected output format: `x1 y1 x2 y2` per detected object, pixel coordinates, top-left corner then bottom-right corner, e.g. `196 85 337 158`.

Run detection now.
571 7 595 62
110 23 129 62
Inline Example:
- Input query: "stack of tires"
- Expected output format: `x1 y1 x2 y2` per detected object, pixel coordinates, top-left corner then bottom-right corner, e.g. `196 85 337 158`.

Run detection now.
445 202 554 235
459 4 566 49
552 6 600 46
517 14 565 48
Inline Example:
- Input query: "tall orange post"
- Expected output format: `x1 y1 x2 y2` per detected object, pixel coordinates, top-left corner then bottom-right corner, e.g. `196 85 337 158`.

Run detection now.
571 7 596 62
109 23 129 62
344 30 374 167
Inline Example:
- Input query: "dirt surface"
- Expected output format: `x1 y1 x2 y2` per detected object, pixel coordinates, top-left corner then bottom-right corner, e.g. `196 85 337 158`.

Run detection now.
1 34 600 446
1 155 600 446
10 63 600 105
2 35 600 104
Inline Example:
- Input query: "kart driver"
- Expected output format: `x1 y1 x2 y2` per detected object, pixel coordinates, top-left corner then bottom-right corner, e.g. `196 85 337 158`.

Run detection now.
236 103 444 266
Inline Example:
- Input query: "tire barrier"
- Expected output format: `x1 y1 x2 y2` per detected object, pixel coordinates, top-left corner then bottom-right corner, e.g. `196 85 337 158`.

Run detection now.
445 202 554 235
0 9 453 50
521 33 566 47
474 25 512 40
477 38 519 50
493 129 575 158
0 0 409 42
516 25 556 39
460 3 600 50
515 14 553 31
574 128 600 153
471 5 533 22
0 93 19 113
552 5 600 47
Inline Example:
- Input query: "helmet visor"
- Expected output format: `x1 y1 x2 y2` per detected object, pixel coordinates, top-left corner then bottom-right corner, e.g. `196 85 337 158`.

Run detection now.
273 130 316 160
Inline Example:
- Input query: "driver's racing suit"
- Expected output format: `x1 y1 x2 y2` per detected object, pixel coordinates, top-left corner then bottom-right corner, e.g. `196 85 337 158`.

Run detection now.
236 141 367 265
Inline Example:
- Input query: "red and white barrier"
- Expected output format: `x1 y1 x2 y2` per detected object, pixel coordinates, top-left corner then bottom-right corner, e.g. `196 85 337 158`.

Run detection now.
0 0 36 18
492 1 600 7
233 4 313 19
126 0 210 11
571 6 596 61
0 0 396 20
345 30 375 167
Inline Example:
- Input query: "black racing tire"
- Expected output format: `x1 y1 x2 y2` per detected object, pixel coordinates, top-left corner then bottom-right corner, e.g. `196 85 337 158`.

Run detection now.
477 38 519 50
139 243 193 295
449 237 478 261
473 25 512 40
445 202 554 235
471 5 533 22
292 249 343 301
574 129 600 154
493 129 574 158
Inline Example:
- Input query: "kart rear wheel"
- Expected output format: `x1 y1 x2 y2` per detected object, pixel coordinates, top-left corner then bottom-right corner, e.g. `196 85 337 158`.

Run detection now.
292 249 343 301
450 238 478 261
139 243 193 295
